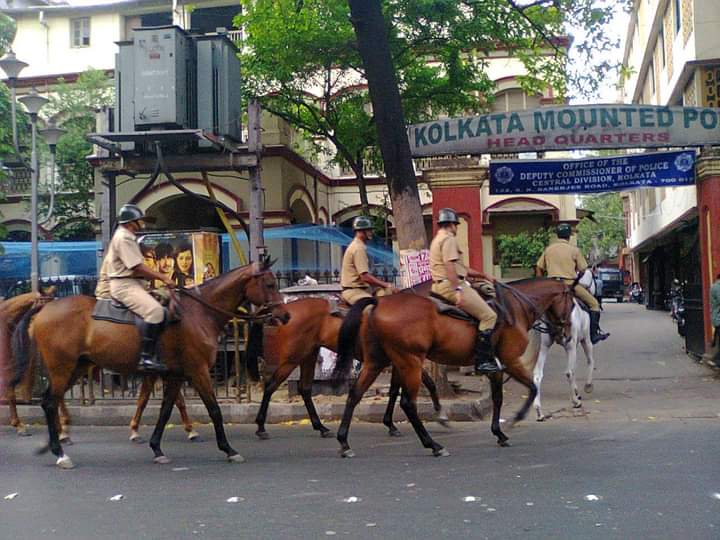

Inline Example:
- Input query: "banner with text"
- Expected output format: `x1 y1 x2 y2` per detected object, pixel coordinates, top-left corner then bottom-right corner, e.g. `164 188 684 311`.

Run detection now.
489 151 696 195
408 105 720 156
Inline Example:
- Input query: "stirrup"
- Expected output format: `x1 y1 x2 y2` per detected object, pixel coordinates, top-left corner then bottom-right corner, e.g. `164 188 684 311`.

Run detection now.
475 358 503 374
137 357 168 374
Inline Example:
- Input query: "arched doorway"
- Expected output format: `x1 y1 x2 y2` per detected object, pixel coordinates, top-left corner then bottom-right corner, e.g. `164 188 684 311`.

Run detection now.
146 195 225 231
288 194 318 270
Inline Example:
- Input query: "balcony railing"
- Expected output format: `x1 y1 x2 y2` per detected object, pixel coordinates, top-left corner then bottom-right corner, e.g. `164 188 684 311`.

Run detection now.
0 166 31 195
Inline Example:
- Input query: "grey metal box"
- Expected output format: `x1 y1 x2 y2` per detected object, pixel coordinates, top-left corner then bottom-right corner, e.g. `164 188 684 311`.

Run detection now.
195 35 241 146
113 40 135 150
132 26 196 129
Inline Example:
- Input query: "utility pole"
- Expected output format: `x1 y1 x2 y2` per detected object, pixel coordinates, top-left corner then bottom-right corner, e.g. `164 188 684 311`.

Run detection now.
247 99 265 262
100 171 117 268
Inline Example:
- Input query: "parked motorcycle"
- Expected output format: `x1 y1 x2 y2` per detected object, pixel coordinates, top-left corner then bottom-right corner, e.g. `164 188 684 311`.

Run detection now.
668 279 687 337
629 282 644 304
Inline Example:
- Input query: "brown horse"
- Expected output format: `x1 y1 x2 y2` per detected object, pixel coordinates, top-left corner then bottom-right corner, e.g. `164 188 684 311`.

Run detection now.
332 278 575 458
11 260 289 469
246 297 447 440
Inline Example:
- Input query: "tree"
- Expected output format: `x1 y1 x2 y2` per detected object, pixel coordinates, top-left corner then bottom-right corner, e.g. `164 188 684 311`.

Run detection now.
42 69 113 240
496 228 550 271
576 192 625 265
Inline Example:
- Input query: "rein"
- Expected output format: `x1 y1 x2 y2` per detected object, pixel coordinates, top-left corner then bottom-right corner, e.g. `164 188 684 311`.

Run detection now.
495 282 543 327
176 287 277 322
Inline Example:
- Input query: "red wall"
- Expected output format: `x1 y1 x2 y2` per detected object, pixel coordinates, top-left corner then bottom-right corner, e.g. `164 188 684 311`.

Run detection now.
697 174 720 347
431 187 484 270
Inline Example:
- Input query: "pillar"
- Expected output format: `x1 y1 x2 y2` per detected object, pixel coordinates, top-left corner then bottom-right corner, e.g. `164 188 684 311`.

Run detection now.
696 148 720 350
423 161 486 270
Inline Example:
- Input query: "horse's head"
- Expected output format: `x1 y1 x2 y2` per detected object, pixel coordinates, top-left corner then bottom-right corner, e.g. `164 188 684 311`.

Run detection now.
244 257 291 324
545 282 575 344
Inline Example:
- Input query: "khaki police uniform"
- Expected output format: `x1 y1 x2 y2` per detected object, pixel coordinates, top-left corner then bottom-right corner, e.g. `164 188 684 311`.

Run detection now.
106 226 164 324
536 239 599 311
340 238 374 305
430 228 497 331
95 258 111 300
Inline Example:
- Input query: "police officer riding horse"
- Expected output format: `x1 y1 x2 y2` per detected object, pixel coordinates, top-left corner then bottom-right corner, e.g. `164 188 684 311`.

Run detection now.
535 223 609 344
430 208 501 375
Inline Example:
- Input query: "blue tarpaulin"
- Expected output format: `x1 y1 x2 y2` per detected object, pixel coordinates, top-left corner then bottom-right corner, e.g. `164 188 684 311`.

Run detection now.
0 225 396 279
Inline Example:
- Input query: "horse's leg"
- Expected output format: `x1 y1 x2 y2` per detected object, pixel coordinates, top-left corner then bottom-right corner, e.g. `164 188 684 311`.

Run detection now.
148 377 183 464
190 369 243 463
421 368 449 427
395 359 448 457
175 390 200 441
382 368 403 437
337 363 384 458
581 331 595 394
532 344 549 422
129 374 156 443
488 372 509 446
8 387 30 436
58 398 72 444
298 352 332 438
566 338 582 409
255 362 297 439
504 360 538 427
39 372 76 469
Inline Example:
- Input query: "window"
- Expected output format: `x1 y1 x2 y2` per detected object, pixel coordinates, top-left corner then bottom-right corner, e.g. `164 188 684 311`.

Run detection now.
71 18 91 47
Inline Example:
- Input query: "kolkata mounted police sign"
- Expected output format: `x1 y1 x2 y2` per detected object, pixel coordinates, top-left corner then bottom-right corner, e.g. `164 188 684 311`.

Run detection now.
408 105 720 156
489 150 696 195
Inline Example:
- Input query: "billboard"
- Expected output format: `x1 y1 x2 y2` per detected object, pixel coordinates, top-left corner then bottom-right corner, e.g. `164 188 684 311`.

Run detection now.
139 231 220 289
408 105 720 156
489 150 696 195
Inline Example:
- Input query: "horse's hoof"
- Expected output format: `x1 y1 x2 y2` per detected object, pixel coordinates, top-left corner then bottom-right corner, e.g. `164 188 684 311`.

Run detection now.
255 430 270 440
319 430 334 439
16 428 32 437
387 427 402 437
129 432 144 444
153 455 172 465
227 453 246 464
59 435 73 445
340 449 355 458
573 402 583 409
187 431 202 442
536 416 546 422
584 383 594 393
497 440 511 447
433 448 451 457
436 417 451 428
56 455 75 469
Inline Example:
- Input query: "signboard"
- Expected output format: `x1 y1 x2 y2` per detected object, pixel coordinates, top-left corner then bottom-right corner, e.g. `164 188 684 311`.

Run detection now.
408 105 720 156
489 150 696 195
399 249 431 288
139 231 220 288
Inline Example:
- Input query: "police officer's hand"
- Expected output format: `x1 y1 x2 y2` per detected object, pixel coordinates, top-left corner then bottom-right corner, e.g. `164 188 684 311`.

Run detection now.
455 289 464 308
161 276 175 288
389 285 400 294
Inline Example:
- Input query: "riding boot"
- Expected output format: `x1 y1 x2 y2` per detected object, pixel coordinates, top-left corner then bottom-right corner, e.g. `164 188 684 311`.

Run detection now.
137 321 168 374
473 330 502 374
589 312 610 345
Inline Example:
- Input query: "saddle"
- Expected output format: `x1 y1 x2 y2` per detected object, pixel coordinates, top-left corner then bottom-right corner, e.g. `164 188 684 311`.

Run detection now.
91 290 181 327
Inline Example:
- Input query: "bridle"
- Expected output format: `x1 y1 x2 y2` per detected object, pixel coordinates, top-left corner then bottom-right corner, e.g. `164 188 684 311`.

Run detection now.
534 284 575 345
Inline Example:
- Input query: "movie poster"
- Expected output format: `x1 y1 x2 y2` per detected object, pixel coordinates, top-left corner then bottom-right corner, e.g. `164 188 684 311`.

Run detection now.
139 231 221 289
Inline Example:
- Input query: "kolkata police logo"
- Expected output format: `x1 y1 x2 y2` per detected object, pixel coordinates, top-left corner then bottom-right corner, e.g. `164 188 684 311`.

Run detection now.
495 166 514 185
674 153 694 173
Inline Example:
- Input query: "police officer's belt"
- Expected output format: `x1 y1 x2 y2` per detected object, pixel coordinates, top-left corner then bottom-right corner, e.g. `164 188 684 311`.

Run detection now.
342 286 370 290
433 277 465 284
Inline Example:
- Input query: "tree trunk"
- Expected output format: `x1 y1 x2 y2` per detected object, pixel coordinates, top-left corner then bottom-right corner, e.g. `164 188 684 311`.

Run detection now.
353 152 370 215
347 0 426 252
348 0 454 397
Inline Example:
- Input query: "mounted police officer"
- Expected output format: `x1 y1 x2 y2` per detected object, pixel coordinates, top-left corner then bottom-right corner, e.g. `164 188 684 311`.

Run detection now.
341 216 397 305
535 223 609 344
101 204 175 373
430 208 501 374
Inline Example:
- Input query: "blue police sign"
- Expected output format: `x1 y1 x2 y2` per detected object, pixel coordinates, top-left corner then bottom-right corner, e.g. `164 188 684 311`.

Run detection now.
489 150 696 195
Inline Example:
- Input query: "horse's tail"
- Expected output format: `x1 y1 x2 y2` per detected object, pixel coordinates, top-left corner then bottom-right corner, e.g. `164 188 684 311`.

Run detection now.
332 297 377 383
244 322 264 382
10 303 44 388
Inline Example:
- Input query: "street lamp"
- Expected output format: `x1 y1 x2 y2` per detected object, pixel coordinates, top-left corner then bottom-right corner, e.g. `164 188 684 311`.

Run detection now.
38 123 66 226
19 87 49 293
0 51 29 153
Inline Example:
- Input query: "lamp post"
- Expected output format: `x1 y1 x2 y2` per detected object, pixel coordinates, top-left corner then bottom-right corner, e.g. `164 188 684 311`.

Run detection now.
0 51 29 153
18 87 49 293
38 123 65 226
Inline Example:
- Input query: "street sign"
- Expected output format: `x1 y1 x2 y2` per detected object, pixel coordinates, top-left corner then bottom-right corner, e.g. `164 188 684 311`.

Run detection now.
408 105 720 156
489 150 696 195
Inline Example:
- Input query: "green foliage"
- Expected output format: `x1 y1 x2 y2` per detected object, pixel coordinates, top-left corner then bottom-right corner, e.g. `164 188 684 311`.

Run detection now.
43 69 113 240
496 228 551 271
0 13 16 56
576 193 625 265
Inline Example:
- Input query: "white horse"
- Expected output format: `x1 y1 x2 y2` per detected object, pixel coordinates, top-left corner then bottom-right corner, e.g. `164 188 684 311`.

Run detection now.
522 270 597 421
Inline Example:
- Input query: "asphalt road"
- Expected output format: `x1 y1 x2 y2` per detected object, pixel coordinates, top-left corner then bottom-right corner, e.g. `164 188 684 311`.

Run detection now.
1 303 719 540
